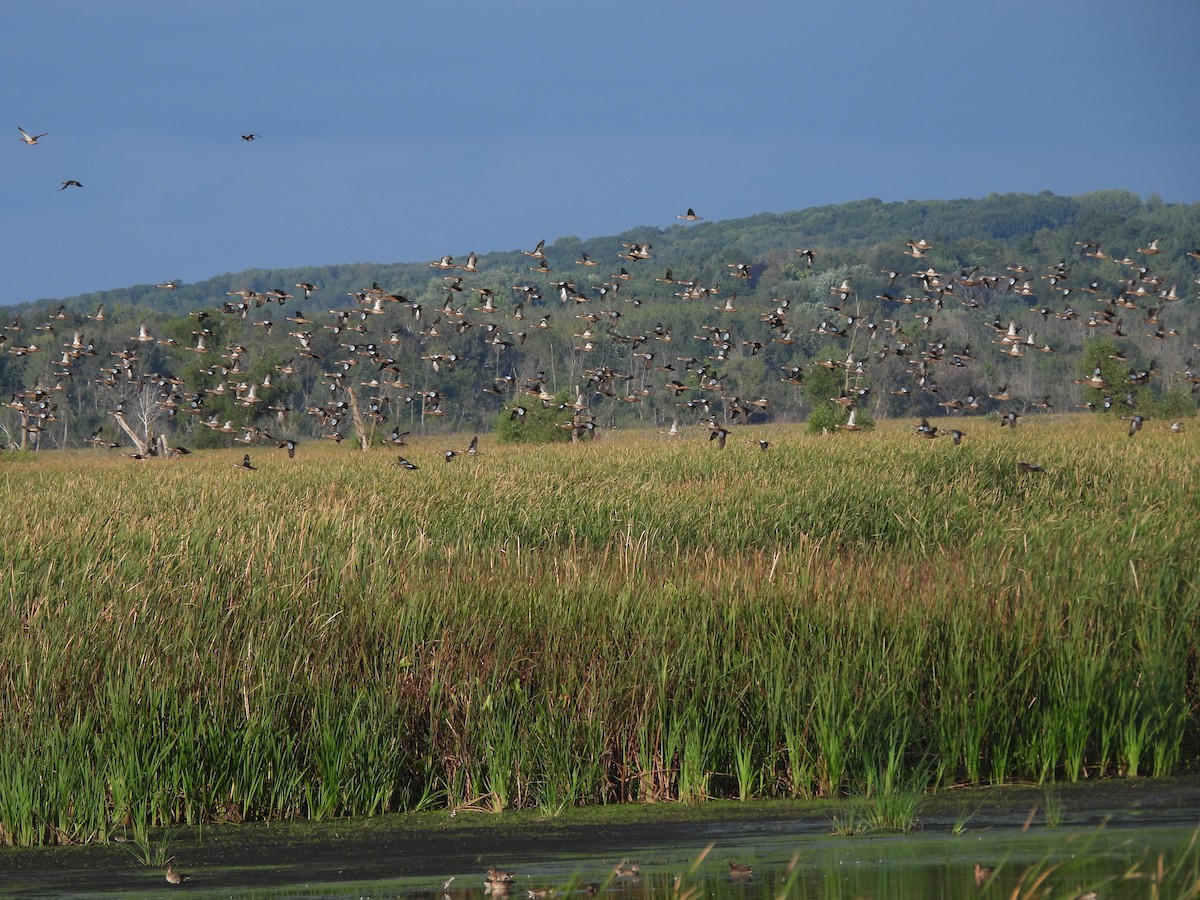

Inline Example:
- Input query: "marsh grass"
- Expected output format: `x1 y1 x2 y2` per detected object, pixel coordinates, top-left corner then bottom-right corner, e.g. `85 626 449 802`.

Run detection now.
671 841 714 900
1 418 1198 845
1002 824 1200 900
950 803 980 835
120 826 180 867
832 779 925 835
1042 787 1065 828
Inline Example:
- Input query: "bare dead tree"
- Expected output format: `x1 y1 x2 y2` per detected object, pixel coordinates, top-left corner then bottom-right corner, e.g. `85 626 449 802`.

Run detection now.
111 381 171 456
344 386 370 451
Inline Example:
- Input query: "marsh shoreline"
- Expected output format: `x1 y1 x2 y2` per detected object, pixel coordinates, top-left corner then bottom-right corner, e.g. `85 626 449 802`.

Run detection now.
3 777 1198 897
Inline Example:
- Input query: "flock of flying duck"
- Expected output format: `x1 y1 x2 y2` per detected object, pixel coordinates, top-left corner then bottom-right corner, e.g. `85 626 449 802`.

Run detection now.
11 125 1199 467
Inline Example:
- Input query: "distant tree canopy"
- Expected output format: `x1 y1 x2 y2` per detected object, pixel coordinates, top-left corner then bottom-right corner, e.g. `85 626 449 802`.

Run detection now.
2 191 1197 452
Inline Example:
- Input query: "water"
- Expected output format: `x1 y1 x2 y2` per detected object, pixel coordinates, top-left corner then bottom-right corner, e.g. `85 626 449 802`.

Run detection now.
2 780 1198 898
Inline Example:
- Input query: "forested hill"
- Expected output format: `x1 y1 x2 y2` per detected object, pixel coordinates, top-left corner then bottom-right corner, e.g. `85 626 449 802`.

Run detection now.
2 190 1198 452
12 190 1198 319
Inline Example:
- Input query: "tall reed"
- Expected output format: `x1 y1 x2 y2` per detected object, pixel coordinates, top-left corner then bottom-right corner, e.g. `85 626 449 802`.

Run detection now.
0 419 1197 845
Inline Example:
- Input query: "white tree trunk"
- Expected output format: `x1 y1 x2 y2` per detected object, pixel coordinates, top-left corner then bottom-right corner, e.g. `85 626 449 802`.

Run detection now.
112 413 149 456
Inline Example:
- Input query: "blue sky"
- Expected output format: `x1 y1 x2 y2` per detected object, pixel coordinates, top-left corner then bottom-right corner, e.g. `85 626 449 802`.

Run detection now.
4 0 1198 306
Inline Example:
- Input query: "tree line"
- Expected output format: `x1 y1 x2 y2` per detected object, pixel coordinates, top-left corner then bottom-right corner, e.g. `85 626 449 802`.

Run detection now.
1 190 1196 453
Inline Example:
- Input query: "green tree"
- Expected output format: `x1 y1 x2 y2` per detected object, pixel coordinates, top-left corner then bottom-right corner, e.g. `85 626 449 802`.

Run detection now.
1075 335 1126 412
494 399 572 444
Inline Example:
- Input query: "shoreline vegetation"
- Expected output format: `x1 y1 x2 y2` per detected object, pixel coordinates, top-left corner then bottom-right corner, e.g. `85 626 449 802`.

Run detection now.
1 417 1197 847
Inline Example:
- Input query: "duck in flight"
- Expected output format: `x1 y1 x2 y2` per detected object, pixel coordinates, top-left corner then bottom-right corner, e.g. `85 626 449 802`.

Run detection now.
18 127 48 145
60 180 83 190
707 424 731 449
